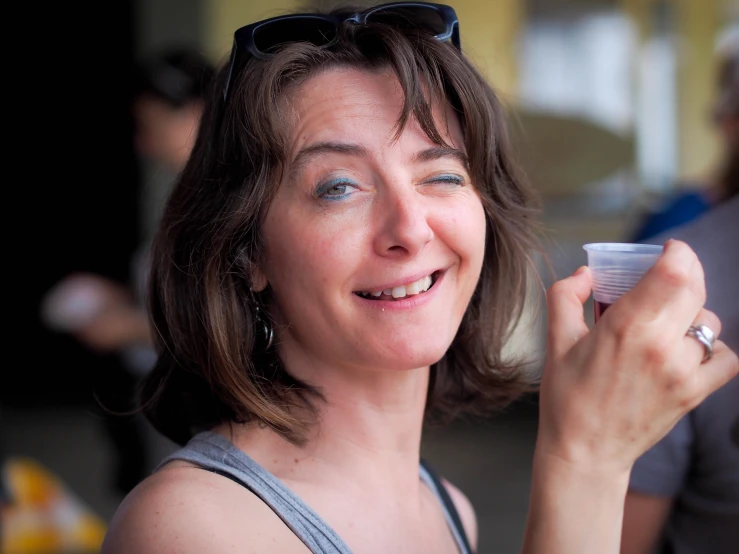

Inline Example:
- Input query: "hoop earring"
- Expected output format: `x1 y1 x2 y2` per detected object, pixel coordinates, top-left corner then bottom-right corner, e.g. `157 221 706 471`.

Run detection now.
250 288 274 350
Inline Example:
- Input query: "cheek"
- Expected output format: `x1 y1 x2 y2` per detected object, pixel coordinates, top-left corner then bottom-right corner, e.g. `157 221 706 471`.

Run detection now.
263 213 366 296
444 198 487 269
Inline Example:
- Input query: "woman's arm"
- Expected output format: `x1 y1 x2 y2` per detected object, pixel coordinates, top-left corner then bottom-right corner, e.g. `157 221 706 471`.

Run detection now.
522 453 629 554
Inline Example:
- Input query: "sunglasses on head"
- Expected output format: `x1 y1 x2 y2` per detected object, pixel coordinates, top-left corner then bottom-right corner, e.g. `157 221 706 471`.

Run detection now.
222 2 461 104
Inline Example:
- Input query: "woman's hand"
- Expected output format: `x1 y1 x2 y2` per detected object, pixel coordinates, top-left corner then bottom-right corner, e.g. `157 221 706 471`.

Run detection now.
538 239 738 474
521 239 738 554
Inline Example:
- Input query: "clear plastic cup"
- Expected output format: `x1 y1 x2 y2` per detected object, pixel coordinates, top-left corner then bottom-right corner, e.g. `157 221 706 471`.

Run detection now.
583 242 663 322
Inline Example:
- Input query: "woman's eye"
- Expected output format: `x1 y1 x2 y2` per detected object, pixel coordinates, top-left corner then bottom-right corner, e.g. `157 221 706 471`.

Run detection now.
426 173 465 186
316 179 358 200
325 184 349 196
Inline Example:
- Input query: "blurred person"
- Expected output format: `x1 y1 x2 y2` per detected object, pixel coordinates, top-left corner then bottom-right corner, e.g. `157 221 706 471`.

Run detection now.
620 200 739 554
39 47 215 494
628 26 738 243
42 47 215 370
99 4 738 553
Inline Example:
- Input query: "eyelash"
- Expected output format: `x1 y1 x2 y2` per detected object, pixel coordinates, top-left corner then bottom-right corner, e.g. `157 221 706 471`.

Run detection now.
427 173 465 186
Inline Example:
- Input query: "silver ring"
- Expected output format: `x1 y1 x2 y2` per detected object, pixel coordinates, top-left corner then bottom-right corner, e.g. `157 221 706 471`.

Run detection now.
686 324 715 363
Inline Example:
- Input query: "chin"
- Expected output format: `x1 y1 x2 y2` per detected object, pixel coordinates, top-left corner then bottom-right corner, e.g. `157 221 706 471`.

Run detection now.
367 341 452 372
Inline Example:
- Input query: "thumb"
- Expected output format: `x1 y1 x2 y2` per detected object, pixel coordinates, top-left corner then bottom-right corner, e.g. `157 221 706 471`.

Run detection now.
546 266 592 361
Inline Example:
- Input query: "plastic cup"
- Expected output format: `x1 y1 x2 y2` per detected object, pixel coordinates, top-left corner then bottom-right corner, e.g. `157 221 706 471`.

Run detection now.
583 243 663 322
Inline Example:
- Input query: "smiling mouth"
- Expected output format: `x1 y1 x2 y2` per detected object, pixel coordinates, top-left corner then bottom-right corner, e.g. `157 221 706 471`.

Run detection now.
354 271 439 301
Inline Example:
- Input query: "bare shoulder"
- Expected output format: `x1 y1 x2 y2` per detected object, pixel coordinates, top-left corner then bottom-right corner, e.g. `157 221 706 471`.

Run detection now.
101 461 309 554
441 478 478 552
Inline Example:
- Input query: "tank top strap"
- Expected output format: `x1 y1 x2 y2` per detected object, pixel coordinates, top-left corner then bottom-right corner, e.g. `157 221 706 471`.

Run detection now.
156 431 351 554
419 458 474 554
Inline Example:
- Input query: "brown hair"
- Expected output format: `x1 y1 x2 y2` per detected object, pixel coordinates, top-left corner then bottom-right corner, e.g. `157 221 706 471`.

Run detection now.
140 6 544 446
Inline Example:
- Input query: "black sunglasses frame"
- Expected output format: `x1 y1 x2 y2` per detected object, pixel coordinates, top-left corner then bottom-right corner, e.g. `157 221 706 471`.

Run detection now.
222 2 460 103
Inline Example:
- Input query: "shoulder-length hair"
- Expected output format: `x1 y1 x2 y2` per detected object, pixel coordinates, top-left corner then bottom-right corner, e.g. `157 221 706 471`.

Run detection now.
140 10 544 446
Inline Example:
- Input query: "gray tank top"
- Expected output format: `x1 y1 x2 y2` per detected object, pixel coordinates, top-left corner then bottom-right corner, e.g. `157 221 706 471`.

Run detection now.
157 431 472 554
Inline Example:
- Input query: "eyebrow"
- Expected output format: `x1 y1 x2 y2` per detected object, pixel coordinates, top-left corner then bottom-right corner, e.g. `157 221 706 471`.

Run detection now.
288 142 368 180
413 146 469 169
287 141 469 180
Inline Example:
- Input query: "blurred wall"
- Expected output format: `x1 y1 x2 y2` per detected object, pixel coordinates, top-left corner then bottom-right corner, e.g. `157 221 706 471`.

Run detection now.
201 0 522 97
622 0 732 183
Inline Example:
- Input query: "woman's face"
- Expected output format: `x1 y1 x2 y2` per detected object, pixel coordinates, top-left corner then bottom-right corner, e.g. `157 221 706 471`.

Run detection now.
254 68 487 375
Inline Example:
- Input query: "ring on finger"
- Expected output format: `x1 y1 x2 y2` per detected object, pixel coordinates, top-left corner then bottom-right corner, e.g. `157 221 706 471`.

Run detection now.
686 323 716 363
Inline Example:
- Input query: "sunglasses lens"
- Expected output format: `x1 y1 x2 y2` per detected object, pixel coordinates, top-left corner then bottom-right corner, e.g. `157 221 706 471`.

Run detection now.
253 17 338 53
366 6 448 37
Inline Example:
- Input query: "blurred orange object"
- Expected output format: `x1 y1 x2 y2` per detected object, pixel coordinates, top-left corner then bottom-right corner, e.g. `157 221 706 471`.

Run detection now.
1 457 107 553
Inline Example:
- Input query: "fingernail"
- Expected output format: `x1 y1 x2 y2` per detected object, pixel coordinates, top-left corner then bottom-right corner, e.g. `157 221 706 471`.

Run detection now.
573 265 587 277
663 238 674 252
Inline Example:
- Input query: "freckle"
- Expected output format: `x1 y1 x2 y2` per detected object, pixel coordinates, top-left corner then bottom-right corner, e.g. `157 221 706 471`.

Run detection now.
294 458 299 463
273 459 278 463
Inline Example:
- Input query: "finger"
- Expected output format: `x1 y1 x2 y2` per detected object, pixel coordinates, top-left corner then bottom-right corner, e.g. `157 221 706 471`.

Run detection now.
546 265 592 360
616 240 705 333
681 309 722 366
694 340 739 406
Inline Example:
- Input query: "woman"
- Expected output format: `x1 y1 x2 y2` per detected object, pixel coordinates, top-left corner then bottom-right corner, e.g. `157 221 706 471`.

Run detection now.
102 3 738 553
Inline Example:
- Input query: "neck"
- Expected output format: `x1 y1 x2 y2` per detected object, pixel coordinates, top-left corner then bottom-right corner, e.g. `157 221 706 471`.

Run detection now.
223 362 430 494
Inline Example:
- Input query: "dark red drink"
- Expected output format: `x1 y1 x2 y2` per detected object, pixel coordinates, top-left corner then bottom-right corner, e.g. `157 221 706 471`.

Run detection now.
594 300 612 322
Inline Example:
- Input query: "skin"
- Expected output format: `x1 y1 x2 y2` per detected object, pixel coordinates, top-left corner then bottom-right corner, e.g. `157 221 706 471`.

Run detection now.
101 68 739 554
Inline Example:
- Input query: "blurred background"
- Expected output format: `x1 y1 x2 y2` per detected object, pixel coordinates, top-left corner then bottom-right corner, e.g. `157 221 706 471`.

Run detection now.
2 0 737 552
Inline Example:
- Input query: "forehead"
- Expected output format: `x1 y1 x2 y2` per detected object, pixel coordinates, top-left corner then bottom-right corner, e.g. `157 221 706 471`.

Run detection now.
280 67 464 152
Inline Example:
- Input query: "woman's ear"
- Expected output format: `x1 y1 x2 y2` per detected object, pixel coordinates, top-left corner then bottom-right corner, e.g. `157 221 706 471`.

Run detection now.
251 266 268 293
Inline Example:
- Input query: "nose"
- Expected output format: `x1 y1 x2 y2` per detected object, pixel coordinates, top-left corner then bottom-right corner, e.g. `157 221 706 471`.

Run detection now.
373 187 434 258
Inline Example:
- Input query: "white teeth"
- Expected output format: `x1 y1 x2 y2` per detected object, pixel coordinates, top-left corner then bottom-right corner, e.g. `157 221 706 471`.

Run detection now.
421 275 431 292
361 274 434 299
